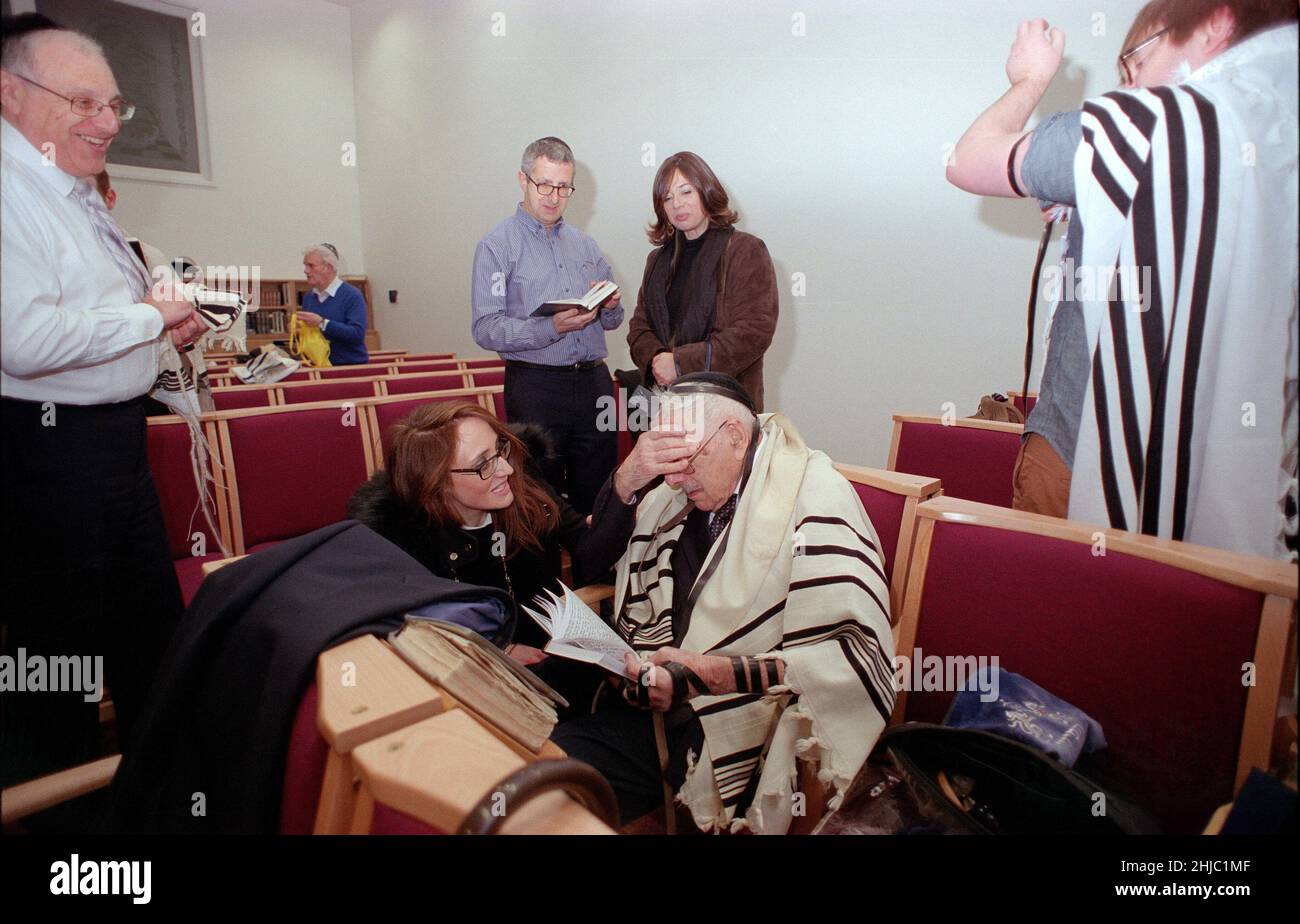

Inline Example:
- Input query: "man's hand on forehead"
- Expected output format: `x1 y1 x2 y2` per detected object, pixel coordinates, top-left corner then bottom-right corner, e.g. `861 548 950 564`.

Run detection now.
612 427 696 503
652 400 710 443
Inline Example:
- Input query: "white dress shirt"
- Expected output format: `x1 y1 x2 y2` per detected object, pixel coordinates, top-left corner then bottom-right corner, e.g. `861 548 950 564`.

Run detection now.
1 117 164 405
312 275 342 331
312 275 342 302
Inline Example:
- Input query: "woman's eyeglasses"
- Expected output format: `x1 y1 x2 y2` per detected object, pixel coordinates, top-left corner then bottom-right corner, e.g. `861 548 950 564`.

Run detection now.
450 437 512 480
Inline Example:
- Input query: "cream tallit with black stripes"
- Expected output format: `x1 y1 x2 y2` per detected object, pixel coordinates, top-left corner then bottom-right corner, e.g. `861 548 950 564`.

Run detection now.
613 413 895 833
1068 24 1298 560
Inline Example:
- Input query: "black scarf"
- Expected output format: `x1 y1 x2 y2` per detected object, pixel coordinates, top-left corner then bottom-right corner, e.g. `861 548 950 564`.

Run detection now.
642 228 733 361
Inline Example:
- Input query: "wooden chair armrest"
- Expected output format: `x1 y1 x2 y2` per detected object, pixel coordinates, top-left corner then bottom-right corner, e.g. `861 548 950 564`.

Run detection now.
574 584 615 608
1 755 121 825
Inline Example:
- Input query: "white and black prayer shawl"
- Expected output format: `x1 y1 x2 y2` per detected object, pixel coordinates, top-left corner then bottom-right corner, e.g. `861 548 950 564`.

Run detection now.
138 256 229 556
613 413 896 833
1069 25 1298 560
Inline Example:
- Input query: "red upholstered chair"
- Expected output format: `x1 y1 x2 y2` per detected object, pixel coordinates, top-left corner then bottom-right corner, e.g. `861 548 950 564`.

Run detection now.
399 353 455 363
315 363 394 380
215 404 372 554
461 358 502 369
887 414 1023 508
384 373 470 395
834 464 942 618
365 391 490 463
1008 390 1038 418
470 369 504 389
279 379 381 405
485 387 505 421
397 361 463 375
892 496 1298 834
212 385 275 411
281 370 314 382
146 416 231 603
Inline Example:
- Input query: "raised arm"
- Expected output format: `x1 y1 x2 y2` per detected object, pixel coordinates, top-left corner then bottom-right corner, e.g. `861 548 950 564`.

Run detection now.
946 18 1065 198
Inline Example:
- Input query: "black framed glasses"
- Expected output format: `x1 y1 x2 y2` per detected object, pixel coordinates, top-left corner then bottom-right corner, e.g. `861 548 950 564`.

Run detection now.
1119 26 1170 85
12 72 136 121
450 437 512 480
525 174 575 198
681 423 727 475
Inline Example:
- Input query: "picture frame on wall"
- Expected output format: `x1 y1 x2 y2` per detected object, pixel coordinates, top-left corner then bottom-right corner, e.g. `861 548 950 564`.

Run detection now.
11 0 213 186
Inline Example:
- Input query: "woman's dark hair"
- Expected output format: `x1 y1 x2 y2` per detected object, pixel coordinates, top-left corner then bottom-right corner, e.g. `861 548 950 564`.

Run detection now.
646 151 739 247
385 400 554 554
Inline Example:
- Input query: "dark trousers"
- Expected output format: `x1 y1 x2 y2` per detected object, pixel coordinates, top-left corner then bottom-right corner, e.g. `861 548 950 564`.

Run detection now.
504 362 617 515
1 397 183 788
551 697 705 824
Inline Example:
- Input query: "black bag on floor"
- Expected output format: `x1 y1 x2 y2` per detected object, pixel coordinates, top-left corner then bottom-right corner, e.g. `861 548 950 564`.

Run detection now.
873 723 1161 835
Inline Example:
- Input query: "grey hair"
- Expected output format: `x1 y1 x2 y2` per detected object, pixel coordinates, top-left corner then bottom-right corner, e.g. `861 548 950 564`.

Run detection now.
1 27 107 81
521 136 574 174
302 244 339 271
656 392 756 444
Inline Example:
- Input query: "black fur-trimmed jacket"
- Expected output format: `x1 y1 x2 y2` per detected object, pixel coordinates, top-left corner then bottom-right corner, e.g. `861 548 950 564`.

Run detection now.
347 423 629 648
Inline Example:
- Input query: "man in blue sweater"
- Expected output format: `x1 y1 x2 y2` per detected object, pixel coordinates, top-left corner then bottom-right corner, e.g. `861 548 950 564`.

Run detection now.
297 243 368 365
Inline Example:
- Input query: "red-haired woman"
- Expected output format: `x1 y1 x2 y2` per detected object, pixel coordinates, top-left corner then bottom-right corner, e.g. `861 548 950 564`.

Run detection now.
347 401 624 669
626 151 780 411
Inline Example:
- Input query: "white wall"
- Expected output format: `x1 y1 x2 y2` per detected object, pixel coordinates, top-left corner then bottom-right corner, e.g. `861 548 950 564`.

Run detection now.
109 0 365 280
344 0 1145 466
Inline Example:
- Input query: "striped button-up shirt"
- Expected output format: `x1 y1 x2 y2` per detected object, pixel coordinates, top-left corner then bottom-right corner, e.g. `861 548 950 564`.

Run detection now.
471 204 622 364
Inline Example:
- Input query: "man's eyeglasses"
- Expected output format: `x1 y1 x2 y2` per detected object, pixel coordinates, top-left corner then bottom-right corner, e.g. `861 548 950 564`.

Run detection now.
450 437 512 480
11 72 136 121
681 423 727 475
1119 26 1170 85
526 174 575 198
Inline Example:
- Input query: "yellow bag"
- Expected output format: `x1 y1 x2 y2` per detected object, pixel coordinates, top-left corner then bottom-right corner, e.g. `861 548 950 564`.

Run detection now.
290 312 332 367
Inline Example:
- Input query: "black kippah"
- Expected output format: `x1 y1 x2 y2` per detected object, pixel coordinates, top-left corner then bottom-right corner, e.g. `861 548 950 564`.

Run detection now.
1 13 66 41
668 372 756 414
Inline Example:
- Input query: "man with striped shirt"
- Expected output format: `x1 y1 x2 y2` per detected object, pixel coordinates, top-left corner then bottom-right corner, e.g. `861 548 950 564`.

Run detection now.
947 2 1297 559
471 137 624 514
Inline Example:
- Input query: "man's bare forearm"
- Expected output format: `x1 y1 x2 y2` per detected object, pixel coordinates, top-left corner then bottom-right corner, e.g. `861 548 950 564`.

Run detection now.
947 77 1050 196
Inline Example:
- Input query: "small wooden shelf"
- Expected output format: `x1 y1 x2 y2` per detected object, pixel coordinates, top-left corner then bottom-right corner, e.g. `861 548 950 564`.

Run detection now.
247 275 379 352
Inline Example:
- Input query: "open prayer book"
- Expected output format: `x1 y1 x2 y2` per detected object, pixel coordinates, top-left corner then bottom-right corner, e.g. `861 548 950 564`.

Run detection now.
530 280 619 317
521 584 634 675
388 618 566 753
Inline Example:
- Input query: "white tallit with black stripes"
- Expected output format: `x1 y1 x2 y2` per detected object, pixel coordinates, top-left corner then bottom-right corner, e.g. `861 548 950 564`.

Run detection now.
613 413 895 833
1069 24 1298 560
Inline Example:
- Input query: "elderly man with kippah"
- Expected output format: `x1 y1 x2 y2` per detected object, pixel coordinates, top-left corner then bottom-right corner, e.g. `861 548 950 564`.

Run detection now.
553 373 896 834
297 242 368 365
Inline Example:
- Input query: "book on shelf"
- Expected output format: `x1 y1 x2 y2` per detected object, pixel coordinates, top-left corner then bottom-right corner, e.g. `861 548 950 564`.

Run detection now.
388 617 567 753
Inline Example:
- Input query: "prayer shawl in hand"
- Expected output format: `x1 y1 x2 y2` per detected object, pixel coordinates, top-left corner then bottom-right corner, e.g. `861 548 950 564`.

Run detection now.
1068 24 1298 560
145 262 244 557
613 413 896 833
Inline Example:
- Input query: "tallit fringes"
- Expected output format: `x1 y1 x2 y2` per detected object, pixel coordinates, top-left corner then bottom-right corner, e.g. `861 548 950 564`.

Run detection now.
183 411 231 559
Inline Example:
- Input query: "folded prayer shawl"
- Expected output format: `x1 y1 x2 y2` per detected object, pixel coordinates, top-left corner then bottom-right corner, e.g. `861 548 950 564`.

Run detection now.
613 413 896 833
1068 24 1298 560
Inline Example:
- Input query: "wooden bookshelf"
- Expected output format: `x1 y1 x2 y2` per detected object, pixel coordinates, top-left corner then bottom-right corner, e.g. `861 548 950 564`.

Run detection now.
247 275 380 352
